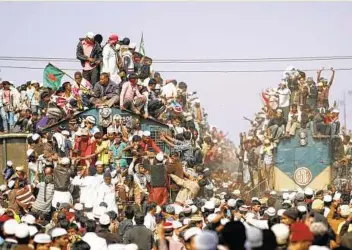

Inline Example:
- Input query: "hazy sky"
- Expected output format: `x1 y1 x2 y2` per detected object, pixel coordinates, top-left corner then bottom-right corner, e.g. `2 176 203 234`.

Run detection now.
1 2 352 143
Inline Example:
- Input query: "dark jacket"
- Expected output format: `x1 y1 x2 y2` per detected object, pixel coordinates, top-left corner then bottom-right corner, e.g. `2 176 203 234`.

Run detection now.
138 64 150 80
118 219 134 241
76 39 103 67
93 80 119 99
97 228 119 245
123 225 154 250
2 167 14 181
53 165 74 192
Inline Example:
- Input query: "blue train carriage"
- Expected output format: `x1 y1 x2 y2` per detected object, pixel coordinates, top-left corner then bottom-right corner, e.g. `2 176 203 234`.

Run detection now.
274 129 332 191
44 107 171 154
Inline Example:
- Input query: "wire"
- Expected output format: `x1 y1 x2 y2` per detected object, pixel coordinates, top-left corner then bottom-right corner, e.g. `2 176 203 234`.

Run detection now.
1 55 352 64
0 65 352 73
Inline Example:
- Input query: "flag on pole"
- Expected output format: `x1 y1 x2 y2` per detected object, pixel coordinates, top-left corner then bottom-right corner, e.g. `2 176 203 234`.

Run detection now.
138 32 145 56
43 63 65 90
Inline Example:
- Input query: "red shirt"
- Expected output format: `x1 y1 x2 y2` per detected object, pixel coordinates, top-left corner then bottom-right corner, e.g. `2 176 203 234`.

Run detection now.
139 138 161 153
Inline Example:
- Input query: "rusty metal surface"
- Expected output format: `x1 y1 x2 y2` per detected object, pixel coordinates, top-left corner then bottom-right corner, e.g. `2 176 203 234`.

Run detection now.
0 134 28 184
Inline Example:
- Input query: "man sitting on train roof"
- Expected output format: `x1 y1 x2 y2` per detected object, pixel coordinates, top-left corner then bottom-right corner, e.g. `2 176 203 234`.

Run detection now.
90 72 120 108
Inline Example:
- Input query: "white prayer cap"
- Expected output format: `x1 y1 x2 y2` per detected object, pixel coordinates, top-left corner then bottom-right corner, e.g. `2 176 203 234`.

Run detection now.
32 133 40 141
99 214 111 226
143 131 151 137
15 223 30 239
34 233 51 244
271 223 290 245
60 157 70 165
324 195 332 203
29 225 38 237
207 214 217 223
184 227 202 241
233 189 241 196
156 152 164 162
4 219 18 235
95 161 103 166
61 130 70 136
86 116 96 124
265 207 276 217
333 192 342 201
74 203 84 211
129 43 136 49
86 32 95 39
6 161 13 166
51 228 68 238
0 185 6 192
22 214 36 225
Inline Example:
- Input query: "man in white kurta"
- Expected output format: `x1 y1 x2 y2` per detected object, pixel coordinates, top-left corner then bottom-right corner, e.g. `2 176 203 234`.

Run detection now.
102 34 121 84
95 171 118 214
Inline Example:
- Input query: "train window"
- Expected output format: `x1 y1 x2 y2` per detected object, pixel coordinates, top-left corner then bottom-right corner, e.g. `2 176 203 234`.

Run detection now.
149 126 167 152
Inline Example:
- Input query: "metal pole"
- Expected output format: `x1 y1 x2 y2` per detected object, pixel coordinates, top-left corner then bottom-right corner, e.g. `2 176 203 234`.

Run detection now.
344 91 347 133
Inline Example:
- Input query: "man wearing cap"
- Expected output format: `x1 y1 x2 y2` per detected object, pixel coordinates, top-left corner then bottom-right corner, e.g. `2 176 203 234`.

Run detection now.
140 130 161 153
169 173 206 205
0 81 16 133
120 73 146 114
52 157 74 209
2 160 14 181
276 81 291 119
97 214 119 244
91 72 120 107
147 153 168 206
109 132 128 170
102 34 121 84
120 42 134 75
267 109 286 141
33 233 51 249
161 79 177 102
285 103 302 137
2 219 19 249
76 32 103 85
51 228 69 250
95 170 118 213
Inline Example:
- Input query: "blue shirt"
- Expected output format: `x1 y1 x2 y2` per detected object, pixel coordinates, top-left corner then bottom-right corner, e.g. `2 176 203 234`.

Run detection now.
109 142 127 168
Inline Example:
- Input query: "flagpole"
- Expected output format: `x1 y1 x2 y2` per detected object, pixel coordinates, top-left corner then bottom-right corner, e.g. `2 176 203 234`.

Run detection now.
49 62 89 92
344 91 347 133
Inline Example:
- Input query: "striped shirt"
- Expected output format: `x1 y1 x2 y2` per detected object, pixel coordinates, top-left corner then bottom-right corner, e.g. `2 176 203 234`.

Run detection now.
16 185 35 210
32 182 55 213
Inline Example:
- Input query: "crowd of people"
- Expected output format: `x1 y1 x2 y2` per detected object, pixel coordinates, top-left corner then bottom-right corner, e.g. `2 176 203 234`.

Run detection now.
235 66 352 190
0 31 352 250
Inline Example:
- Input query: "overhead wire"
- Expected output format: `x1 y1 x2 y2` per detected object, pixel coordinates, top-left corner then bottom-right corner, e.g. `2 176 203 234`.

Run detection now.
0 65 352 73
1 55 352 63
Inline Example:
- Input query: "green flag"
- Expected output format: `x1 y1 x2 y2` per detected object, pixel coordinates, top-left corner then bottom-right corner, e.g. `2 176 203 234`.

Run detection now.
139 32 145 56
43 63 65 90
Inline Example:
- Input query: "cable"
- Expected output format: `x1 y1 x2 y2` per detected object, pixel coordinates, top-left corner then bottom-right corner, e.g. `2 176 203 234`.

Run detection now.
0 65 352 73
1 55 352 64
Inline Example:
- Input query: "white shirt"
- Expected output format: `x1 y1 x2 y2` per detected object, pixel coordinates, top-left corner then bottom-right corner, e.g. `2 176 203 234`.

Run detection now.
82 232 108 250
144 212 156 232
95 182 118 213
102 44 121 84
277 88 291 107
72 175 98 205
161 83 177 99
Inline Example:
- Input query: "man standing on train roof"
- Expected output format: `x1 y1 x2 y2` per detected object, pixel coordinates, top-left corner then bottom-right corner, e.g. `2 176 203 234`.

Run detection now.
76 32 103 86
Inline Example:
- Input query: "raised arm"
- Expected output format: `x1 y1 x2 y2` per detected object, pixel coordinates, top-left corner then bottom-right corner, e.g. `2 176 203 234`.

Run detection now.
329 67 335 86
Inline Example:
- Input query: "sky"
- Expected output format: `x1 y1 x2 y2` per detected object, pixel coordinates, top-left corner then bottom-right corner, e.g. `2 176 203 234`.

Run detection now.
0 2 352 143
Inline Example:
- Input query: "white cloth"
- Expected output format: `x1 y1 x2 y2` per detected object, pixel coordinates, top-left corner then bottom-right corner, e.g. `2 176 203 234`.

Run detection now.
161 83 177 100
144 212 156 232
82 232 108 250
102 44 121 84
71 175 98 205
95 182 118 213
51 191 73 208
277 88 291 107
53 132 66 153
